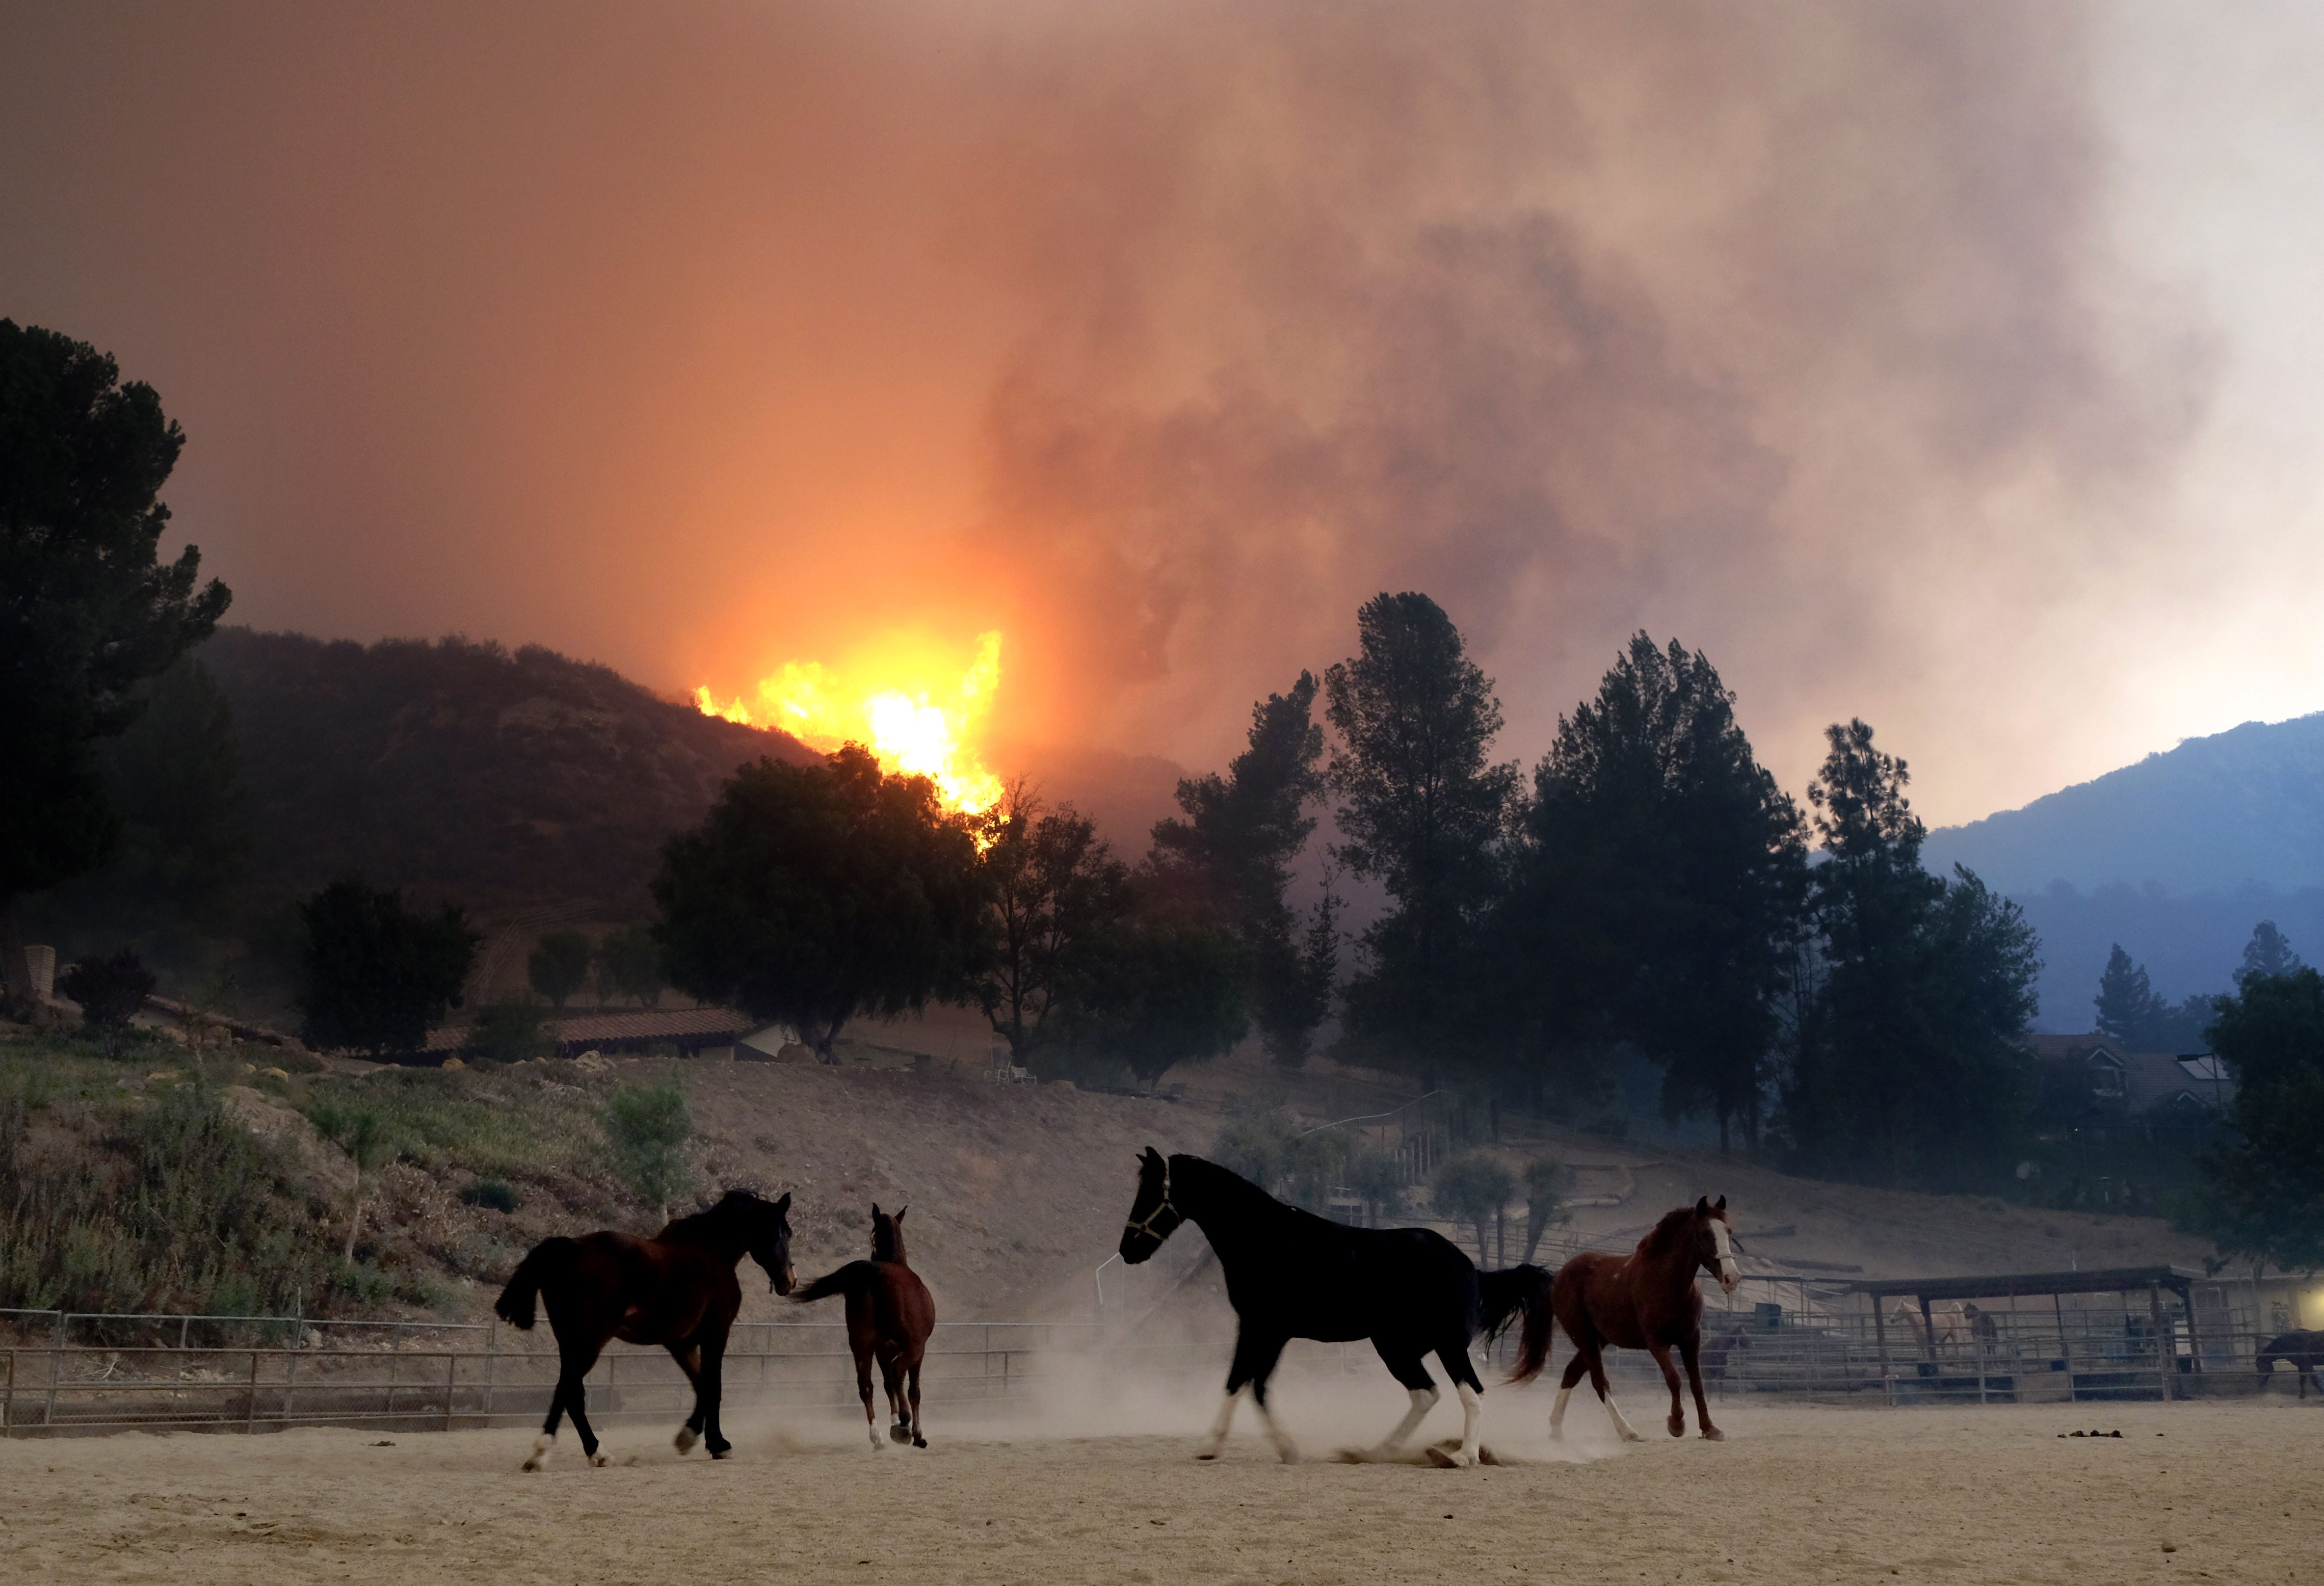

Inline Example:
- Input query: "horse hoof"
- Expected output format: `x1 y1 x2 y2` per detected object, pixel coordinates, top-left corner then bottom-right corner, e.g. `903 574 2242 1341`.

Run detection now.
1701 1427 1725 1442
520 1458 543 1473
587 1452 610 1468
913 1436 928 1449
890 1424 912 1445
1194 1451 1219 1461
1424 1445 1473 1469
710 1447 731 1461
1668 1417 1685 1438
675 1428 698 1455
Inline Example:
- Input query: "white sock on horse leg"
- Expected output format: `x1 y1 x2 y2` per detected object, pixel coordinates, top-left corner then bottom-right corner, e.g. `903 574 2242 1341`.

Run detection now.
1602 1389 1643 1442
1454 1382 1483 1466
1375 1386 1438 1454
1198 1386 1243 1457
1255 1397 1299 1464
1549 1386 1571 1439
523 1432 554 1471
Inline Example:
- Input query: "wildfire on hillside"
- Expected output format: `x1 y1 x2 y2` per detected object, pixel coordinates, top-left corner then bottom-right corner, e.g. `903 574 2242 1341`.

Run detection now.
695 630 1005 815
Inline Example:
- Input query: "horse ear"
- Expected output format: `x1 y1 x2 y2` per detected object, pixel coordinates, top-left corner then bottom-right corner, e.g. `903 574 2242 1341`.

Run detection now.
895 1206 908 1224
872 1202 883 1218
1696 1196 1711 1214
775 1192 791 1212
1714 1195 1727 1212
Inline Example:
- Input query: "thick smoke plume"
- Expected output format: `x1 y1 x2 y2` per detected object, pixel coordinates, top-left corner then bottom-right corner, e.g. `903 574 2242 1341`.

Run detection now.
0 2 2209 818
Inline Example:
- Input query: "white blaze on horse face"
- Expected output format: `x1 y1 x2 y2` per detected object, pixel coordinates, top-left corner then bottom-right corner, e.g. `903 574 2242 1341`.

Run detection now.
1709 1217 1740 1293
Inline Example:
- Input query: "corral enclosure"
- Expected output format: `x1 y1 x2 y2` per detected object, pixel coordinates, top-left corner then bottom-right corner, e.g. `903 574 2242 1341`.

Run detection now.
0 1396 2315 1585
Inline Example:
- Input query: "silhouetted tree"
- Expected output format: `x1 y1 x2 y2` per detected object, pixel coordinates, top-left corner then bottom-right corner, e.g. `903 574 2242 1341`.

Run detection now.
1777 721 2041 1190
2094 943 2167 1045
297 878 480 1058
58 948 157 1060
1062 907 1250 1086
527 928 593 1010
1433 1150 1515 1261
597 923 665 1008
1150 673 1334 1064
2180 966 2324 1280
973 782 1133 1062
652 746 985 1061
1325 593 1518 1072
1 321 231 1003
1509 635 1805 1150
2240 921 2304 984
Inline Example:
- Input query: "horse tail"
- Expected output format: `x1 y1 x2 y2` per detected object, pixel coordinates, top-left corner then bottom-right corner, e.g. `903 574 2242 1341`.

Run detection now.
494 1236 580 1330
1479 1262 1558 1385
791 1260 879 1305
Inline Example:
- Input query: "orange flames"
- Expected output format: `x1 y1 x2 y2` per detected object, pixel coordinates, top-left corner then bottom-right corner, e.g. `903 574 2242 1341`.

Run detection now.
695 630 1006 814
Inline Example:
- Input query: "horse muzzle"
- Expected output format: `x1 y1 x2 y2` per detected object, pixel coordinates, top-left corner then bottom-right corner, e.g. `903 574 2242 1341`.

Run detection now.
1716 1260 1741 1294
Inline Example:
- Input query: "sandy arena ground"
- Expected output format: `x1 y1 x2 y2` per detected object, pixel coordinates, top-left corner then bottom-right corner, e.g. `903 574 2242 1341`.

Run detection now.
2 1383 2316 1584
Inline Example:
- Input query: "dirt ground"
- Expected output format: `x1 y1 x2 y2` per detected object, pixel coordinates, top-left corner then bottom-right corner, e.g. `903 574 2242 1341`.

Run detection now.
3 1386 2315 1585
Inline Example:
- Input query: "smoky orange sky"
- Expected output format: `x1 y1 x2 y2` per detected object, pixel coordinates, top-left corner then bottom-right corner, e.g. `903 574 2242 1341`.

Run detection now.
7 2 2322 827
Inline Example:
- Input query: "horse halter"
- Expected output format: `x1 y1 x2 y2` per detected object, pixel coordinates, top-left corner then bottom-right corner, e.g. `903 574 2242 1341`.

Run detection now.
1123 1168 1183 1246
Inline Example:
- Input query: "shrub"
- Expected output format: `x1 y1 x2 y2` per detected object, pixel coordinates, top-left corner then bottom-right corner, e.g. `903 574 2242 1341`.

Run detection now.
1520 1156 1572 1263
58 949 156 1059
0 1075 331 1326
469 994 556 1063
460 1179 519 1213
1433 1150 1516 1262
603 1078 693 1219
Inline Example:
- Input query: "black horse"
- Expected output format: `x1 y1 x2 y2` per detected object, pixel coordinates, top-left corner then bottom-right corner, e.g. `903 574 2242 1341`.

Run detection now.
495 1190 794 1468
2257 1329 2324 1398
1119 1148 1554 1466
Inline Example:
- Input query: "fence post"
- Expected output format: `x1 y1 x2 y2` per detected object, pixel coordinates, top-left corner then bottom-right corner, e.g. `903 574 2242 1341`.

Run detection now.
44 1312 64 1429
246 1348 261 1434
3 1348 13 1434
284 1339 298 1425
443 1352 457 1433
484 1320 497 1424
2148 1284 2174 1402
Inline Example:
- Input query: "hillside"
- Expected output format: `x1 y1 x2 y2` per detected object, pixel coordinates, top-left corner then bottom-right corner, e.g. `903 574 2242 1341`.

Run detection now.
202 627 816 916
1922 712 2324 1020
1924 713 2324 895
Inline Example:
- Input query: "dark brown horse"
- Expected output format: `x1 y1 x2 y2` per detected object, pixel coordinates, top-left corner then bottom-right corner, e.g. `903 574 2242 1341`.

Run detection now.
1546 1196 1739 1442
794 1204 936 1449
2257 1329 2324 1397
494 1189 794 1469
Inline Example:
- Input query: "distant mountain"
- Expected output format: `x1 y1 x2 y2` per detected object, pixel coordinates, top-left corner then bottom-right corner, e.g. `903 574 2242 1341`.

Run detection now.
1923 712 2324 1028
1923 713 2324 895
204 627 815 915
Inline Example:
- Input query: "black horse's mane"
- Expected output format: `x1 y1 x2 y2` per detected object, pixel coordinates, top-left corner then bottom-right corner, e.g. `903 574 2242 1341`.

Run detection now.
1169 1153 1289 1220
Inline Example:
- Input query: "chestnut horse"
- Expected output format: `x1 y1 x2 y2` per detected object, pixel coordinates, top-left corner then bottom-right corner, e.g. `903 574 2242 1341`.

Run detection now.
1547 1196 1740 1442
794 1204 937 1448
2257 1329 2324 1398
494 1189 795 1469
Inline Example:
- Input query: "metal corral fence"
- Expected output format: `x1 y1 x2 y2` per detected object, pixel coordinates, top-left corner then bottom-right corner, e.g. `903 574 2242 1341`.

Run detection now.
0 1310 1102 1439
4 1296 2309 1438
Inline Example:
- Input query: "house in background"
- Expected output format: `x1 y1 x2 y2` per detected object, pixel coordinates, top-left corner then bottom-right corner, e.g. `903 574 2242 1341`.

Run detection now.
2026 1033 2237 1142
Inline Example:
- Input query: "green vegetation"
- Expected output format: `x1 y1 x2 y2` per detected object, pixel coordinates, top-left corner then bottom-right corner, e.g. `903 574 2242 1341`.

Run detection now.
2179 966 2324 1278
602 1078 693 1220
1519 1156 1571 1263
469 993 557 1063
296 1067 603 1181
527 927 592 1009
1 319 232 1008
297 876 480 1056
1432 1150 1515 1259
0 1052 328 1325
654 744 985 1061
58 948 157 1059
598 922 665 1007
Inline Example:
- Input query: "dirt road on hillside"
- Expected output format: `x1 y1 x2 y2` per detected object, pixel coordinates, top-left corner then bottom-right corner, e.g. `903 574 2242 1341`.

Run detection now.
4 1389 2314 1584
